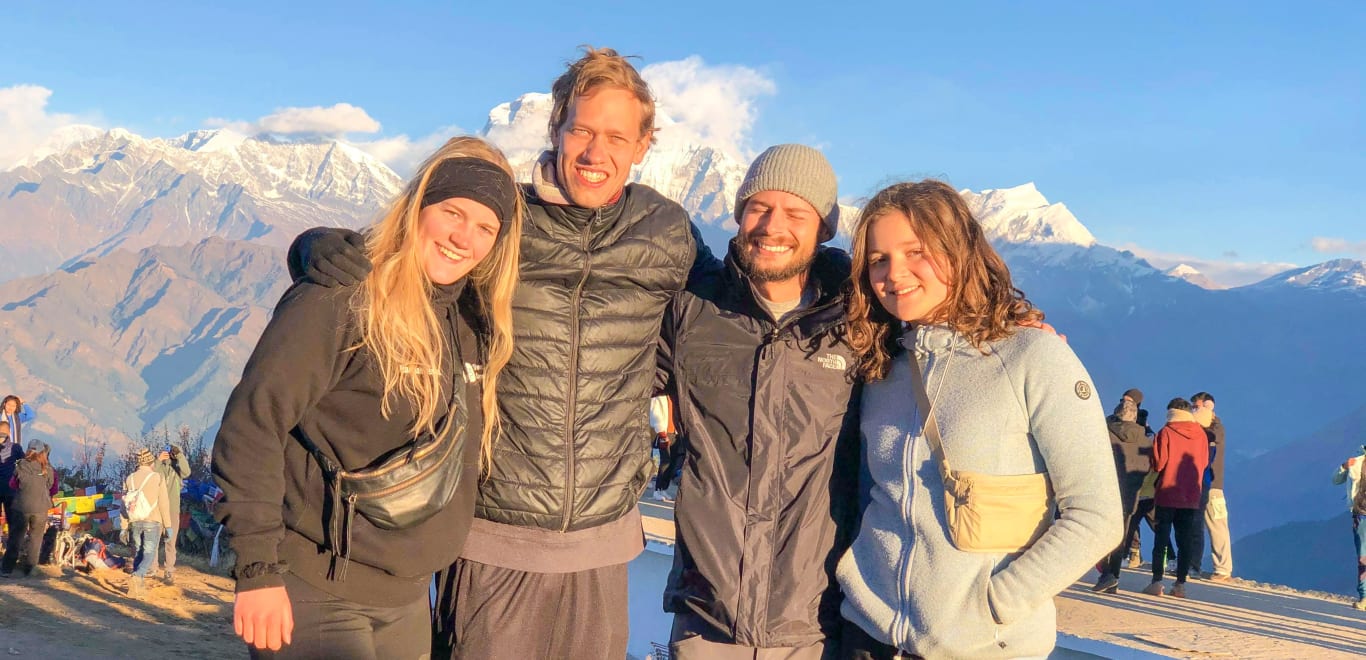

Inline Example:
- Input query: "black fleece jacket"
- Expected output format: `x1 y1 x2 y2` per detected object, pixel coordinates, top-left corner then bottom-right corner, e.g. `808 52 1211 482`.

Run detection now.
212 280 484 607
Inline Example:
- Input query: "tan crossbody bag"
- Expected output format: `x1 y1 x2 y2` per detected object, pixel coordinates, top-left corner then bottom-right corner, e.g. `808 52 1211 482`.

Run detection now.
909 350 1053 553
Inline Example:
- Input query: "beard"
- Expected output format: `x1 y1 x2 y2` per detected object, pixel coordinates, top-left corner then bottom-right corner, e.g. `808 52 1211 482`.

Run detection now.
734 231 817 284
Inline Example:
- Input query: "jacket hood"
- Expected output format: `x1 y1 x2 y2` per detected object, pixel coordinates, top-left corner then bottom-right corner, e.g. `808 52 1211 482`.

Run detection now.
1163 411 1205 442
1107 417 1147 443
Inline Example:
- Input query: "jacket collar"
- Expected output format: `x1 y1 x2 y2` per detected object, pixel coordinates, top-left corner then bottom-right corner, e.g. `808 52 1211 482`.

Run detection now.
1166 409 1197 424
900 323 968 357
721 240 852 314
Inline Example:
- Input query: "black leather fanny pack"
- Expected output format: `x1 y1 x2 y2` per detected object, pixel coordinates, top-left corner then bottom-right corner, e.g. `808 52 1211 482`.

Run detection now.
297 397 469 580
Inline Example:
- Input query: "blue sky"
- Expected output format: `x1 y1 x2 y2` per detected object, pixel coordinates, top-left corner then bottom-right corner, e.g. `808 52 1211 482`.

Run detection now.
3 1 1363 284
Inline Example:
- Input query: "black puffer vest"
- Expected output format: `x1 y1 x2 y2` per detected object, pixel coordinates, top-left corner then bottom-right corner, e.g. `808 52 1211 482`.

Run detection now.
476 183 695 531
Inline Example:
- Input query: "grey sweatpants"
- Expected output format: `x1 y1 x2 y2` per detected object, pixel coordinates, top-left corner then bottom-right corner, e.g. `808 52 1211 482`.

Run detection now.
432 557 628 660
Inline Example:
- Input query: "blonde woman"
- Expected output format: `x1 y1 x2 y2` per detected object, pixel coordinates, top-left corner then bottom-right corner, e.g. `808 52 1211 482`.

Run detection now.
212 136 522 658
836 180 1121 659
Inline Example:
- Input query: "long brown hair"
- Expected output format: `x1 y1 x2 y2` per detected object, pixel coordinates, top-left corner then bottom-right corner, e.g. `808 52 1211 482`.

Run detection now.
353 136 523 473
24 448 49 476
846 180 1042 382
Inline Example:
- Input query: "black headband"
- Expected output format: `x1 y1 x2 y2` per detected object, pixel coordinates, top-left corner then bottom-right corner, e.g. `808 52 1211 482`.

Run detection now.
420 157 518 228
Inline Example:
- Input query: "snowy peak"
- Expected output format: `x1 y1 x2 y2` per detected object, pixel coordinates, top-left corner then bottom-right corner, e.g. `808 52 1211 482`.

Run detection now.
12 124 105 169
18 127 402 208
1164 263 1224 290
1167 263 1202 278
962 183 1098 247
1248 258 1366 293
177 128 248 153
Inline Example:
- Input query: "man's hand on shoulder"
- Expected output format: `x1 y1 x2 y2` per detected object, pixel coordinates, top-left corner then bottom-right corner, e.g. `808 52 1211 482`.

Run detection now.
287 227 370 287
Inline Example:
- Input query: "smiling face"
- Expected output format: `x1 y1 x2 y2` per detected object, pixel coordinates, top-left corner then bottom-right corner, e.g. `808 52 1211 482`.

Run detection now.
734 190 822 285
416 197 501 285
865 210 952 323
553 87 651 209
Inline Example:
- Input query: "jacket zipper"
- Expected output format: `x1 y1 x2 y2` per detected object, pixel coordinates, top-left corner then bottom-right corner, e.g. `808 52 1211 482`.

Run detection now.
895 355 928 649
561 210 595 531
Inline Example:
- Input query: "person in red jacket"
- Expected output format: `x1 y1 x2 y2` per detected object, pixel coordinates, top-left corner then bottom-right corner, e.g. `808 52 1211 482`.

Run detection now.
1142 397 1210 598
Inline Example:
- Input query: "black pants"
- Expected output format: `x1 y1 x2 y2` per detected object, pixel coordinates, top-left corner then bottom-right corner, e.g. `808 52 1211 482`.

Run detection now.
1102 476 1146 577
249 571 431 660
1152 506 1201 583
655 433 683 491
432 558 628 660
1128 498 1177 564
1189 487 1211 574
838 620 923 659
1 512 45 574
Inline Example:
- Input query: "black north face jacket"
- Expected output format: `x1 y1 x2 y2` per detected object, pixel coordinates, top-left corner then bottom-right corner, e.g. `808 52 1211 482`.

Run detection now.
658 244 861 648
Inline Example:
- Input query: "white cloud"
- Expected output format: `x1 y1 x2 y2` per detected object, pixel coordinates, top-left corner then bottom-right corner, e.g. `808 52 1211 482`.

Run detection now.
348 125 464 176
210 103 382 138
258 103 380 135
0 85 102 170
208 103 458 175
642 56 776 160
1310 237 1366 256
1117 243 1297 288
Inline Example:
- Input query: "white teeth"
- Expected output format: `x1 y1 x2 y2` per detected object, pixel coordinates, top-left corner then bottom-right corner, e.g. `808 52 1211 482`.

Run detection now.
891 285 920 296
578 168 607 183
758 244 792 254
438 245 466 262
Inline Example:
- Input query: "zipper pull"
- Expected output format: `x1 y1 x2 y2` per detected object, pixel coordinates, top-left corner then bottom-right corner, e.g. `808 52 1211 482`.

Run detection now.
760 329 780 360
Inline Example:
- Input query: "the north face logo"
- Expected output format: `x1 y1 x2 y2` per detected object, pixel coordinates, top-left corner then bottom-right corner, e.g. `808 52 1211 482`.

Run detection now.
816 354 846 371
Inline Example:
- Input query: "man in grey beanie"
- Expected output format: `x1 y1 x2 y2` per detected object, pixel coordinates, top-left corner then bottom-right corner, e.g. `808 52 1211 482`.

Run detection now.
658 144 859 658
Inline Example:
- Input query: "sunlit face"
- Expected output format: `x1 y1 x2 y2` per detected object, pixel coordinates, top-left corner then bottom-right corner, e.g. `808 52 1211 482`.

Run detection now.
416 197 501 285
865 210 952 323
734 190 821 284
553 87 651 208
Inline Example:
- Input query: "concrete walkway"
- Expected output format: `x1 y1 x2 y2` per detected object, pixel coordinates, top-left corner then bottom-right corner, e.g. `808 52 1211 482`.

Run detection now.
638 496 1366 659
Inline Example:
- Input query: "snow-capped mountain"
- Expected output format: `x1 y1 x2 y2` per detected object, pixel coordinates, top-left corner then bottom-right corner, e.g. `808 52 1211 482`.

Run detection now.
0 128 401 279
964 182 1097 247
1243 258 1366 294
13 124 105 169
1164 263 1224 290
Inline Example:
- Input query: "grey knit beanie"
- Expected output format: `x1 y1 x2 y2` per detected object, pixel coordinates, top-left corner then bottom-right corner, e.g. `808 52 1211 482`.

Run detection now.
734 144 839 242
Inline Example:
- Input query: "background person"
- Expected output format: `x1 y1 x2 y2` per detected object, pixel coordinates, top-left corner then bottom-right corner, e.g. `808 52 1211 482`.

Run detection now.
1 439 55 577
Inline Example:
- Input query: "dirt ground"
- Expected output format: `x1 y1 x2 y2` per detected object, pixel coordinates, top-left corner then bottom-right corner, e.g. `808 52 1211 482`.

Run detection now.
0 558 243 659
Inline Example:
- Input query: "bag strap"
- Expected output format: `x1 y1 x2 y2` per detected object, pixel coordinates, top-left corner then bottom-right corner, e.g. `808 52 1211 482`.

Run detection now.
907 346 954 482
133 471 155 494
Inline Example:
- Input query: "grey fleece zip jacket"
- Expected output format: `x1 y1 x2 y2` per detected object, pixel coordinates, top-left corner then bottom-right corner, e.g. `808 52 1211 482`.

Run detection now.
837 325 1122 659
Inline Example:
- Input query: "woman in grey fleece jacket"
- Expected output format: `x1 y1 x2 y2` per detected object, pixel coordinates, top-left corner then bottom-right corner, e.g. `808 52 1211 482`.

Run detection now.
837 180 1122 659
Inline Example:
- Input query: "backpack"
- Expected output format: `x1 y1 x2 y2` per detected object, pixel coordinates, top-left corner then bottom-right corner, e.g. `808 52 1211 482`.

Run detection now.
1353 462 1366 516
125 472 158 520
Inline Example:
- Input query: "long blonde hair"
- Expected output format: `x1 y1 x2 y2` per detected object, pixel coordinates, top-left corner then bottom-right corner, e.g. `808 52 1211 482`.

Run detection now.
353 136 522 471
847 180 1042 381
